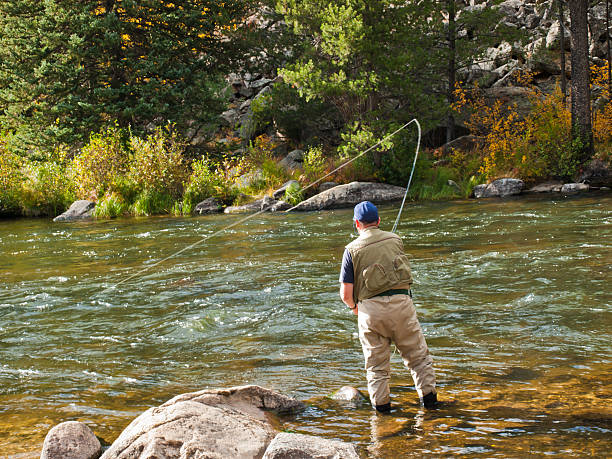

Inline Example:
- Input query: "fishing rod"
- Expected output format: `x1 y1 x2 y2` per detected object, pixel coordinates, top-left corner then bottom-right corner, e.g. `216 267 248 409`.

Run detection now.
107 119 421 292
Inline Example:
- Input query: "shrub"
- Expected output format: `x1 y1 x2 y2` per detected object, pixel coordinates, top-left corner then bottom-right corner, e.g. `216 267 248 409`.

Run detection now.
182 157 226 212
93 192 129 218
302 146 327 183
20 153 76 216
284 181 304 205
0 137 23 215
73 126 129 199
129 126 189 199
132 190 175 216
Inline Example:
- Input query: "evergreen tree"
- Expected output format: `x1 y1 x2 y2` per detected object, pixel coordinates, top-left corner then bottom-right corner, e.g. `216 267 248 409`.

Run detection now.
0 0 251 150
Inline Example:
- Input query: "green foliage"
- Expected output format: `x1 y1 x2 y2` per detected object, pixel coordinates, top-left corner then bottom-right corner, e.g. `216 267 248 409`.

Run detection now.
182 157 226 212
93 192 129 219
132 190 175 217
20 158 76 216
0 136 23 215
0 0 251 150
283 181 303 206
302 146 327 182
129 126 189 199
73 126 130 199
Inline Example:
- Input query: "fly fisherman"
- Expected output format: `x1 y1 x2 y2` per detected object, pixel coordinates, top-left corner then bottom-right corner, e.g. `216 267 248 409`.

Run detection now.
339 201 438 412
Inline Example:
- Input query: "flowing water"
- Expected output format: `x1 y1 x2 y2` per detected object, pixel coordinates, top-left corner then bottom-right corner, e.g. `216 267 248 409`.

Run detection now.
1 193 610 457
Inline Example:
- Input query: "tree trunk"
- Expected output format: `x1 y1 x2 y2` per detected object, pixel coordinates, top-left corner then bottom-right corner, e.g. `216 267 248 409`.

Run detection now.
568 0 594 161
446 0 456 144
607 0 611 97
559 0 567 106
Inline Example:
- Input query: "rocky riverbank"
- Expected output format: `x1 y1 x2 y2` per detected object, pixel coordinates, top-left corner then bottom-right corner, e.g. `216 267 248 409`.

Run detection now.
41 385 360 459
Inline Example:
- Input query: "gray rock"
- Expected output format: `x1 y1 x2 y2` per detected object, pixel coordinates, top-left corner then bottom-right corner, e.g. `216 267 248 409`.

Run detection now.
224 199 263 214
527 182 562 193
578 159 612 187
221 109 240 126
273 180 300 199
101 385 304 459
279 150 304 171
41 421 101 459
194 197 223 214
250 78 272 89
561 183 590 193
319 182 339 193
329 386 368 403
270 200 292 212
262 432 359 459
546 20 571 50
53 200 95 222
473 178 524 198
292 182 406 211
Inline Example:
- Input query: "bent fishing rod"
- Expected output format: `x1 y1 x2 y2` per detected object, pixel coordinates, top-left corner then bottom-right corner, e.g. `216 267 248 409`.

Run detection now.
108 119 421 292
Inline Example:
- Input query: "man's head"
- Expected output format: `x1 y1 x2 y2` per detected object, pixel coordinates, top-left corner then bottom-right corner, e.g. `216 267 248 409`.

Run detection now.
353 201 380 231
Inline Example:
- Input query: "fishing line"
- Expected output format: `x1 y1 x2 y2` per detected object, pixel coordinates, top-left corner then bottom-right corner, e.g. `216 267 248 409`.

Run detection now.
107 119 421 292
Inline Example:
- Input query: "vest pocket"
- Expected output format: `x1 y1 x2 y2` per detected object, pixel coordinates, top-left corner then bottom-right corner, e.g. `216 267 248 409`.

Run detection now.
363 263 389 292
393 254 413 284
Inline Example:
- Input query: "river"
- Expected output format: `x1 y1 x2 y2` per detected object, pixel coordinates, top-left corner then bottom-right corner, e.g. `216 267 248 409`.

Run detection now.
1 193 610 457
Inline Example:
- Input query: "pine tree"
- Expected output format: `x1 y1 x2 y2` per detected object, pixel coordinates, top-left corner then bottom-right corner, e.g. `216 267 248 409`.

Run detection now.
0 0 250 150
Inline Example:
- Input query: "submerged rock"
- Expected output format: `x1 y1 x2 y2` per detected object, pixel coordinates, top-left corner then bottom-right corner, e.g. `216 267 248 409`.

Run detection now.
41 421 101 459
473 178 524 198
262 432 360 459
330 386 369 404
100 385 305 459
292 181 406 211
53 200 95 222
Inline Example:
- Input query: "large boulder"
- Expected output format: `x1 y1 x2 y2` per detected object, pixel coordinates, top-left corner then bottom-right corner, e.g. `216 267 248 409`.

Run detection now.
194 197 223 215
578 159 612 187
279 150 304 171
329 386 369 404
100 385 305 459
527 181 562 193
41 421 101 459
561 183 590 193
473 178 524 198
53 200 95 222
272 180 300 199
292 182 406 211
262 432 360 459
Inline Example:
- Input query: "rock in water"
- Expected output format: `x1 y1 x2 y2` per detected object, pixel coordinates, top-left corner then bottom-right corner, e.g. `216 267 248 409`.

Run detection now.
262 432 360 459
292 182 405 211
53 200 95 222
561 183 590 193
329 386 369 403
473 178 524 198
41 421 101 459
100 385 305 459
194 197 223 214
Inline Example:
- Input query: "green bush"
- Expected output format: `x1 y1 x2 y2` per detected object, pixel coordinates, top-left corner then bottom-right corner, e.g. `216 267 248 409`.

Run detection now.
132 190 175 216
303 146 327 183
73 126 129 199
93 192 129 218
129 126 189 199
182 157 225 212
0 139 23 216
20 158 76 216
284 181 304 205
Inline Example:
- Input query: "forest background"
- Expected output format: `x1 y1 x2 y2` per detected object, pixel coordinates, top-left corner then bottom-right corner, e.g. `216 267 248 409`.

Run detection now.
0 0 610 218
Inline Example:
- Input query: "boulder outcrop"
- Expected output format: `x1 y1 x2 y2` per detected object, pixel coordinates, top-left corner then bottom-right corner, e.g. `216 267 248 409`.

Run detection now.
473 178 524 198
262 432 360 459
292 182 406 211
100 385 305 459
53 200 95 222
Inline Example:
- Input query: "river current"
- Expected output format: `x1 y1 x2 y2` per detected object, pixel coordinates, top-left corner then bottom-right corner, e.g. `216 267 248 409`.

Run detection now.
1 193 610 457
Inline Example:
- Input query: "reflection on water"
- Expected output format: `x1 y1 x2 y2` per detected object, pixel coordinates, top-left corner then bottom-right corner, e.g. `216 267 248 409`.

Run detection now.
1 193 611 456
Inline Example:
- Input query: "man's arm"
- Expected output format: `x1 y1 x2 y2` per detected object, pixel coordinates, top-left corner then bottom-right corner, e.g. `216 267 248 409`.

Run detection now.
340 282 358 315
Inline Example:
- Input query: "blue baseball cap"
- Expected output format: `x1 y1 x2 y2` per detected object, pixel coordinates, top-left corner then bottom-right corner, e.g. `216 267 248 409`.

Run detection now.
354 201 379 223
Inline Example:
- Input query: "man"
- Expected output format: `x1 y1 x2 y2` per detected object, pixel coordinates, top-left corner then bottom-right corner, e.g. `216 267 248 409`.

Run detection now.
339 201 437 412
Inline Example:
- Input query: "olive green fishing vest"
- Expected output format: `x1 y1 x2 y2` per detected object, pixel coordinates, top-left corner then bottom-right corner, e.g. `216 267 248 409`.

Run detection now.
346 227 413 303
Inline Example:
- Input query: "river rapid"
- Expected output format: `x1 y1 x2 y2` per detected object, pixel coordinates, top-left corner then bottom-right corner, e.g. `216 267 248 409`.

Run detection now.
1 193 610 457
